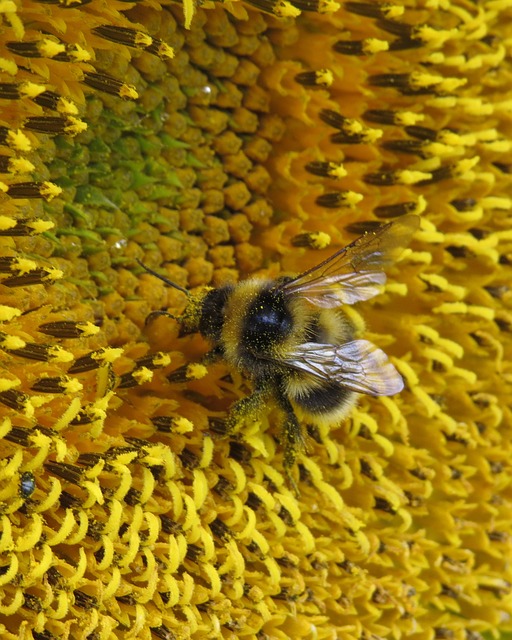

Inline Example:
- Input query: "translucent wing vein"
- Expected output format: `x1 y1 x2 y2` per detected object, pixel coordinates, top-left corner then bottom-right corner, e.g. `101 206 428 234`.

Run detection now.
284 340 404 396
277 214 419 308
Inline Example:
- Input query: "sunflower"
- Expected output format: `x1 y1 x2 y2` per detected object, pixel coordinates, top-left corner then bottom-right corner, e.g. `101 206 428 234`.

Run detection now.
0 1 511 638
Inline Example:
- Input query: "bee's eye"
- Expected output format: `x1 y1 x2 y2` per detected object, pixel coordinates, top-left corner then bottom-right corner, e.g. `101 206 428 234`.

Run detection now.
244 290 292 349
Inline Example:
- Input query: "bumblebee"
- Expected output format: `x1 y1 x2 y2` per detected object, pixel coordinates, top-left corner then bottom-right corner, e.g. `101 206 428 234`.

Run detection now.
139 214 419 479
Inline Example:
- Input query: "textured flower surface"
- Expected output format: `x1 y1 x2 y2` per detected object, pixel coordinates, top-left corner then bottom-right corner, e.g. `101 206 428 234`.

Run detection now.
0 1 511 639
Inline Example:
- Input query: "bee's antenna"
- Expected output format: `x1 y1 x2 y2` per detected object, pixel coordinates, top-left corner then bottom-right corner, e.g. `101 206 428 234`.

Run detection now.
136 258 190 297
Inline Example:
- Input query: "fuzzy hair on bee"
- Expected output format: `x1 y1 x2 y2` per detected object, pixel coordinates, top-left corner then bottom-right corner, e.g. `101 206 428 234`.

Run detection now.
138 214 419 484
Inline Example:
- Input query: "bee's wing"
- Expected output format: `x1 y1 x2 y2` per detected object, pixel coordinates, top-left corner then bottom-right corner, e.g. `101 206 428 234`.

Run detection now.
277 214 419 308
284 340 404 396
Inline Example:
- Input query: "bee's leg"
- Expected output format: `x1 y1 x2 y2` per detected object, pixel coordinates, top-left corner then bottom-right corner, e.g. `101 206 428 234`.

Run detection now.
274 393 305 495
201 346 224 366
145 309 176 325
225 383 269 434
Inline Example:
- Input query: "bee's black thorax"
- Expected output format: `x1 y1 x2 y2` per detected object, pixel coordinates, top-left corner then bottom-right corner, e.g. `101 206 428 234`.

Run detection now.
242 286 293 352
218 279 300 377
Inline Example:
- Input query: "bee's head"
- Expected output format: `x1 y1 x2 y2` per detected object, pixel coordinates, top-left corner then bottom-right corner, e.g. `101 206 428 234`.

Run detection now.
196 285 234 343
137 258 235 343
